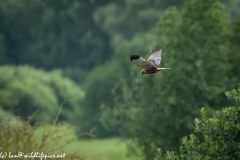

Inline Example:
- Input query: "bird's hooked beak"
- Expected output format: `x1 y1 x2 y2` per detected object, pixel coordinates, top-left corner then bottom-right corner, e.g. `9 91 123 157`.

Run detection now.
141 71 144 76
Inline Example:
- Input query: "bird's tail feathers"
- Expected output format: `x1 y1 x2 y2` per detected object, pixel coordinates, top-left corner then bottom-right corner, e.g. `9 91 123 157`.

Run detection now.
157 68 172 70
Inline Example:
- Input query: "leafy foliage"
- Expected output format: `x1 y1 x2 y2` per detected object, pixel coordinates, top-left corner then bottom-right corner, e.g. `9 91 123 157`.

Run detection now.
0 65 84 126
226 85 240 105
155 85 240 160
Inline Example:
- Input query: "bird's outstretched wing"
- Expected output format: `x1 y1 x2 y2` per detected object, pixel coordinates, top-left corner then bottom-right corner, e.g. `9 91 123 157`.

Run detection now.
130 55 157 69
147 45 162 66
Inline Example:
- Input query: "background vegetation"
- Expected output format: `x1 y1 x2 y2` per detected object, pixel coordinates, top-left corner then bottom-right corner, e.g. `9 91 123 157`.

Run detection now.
0 0 240 159
155 85 240 159
0 117 84 160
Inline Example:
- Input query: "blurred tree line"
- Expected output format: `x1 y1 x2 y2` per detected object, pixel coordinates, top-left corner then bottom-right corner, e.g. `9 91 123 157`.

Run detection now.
0 0 112 83
0 0 240 159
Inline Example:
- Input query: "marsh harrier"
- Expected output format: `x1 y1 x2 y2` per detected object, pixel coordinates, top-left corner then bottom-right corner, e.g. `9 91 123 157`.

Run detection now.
130 45 171 76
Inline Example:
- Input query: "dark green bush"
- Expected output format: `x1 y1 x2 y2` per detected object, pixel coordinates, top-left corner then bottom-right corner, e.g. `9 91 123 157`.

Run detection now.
155 85 240 160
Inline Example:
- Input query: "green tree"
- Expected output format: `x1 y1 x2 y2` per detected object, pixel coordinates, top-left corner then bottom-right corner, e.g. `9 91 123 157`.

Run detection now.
0 65 84 126
155 85 240 160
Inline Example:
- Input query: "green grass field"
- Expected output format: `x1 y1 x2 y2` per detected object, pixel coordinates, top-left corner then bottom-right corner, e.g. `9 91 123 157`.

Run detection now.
64 138 142 160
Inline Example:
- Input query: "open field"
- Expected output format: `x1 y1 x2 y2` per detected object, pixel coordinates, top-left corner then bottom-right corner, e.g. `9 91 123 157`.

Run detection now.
64 138 142 160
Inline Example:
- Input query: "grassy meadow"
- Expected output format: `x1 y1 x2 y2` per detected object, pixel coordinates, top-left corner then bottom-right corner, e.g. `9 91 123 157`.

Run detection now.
64 138 142 160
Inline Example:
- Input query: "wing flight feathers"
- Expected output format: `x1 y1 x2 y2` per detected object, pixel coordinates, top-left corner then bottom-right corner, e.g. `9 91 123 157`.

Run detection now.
147 45 162 66
130 55 157 69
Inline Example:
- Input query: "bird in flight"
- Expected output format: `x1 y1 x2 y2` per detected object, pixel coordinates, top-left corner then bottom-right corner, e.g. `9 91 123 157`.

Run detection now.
130 45 171 76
